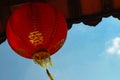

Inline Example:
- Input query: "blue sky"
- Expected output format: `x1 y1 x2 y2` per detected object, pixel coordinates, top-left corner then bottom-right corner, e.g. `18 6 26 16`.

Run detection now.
1 16 120 80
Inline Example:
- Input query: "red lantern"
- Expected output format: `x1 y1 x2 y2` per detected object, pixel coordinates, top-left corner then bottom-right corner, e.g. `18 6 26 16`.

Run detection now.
6 2 67 79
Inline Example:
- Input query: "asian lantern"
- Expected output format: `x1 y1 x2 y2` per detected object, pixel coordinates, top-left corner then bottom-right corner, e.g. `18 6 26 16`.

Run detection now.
6 2 67 80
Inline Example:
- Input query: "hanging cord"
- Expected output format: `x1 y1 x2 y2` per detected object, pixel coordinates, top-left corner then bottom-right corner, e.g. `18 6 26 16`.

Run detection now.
46 69 54 80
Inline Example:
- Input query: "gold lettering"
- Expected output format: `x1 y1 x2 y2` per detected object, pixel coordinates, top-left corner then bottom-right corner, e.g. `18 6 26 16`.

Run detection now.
28 31 44 46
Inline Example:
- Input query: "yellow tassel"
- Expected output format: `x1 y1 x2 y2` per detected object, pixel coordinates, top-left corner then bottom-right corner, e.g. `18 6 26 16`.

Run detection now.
46 69 54 80
32 50 54 80
32 50 52 68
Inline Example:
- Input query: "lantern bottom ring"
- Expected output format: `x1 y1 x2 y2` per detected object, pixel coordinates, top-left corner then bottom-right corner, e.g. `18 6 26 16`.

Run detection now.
32 49 52 68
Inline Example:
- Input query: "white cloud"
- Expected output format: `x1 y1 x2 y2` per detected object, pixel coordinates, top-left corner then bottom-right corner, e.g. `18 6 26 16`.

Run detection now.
106 37 120 55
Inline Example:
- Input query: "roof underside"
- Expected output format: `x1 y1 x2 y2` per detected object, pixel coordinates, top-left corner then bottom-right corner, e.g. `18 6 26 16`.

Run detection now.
1 0 120 44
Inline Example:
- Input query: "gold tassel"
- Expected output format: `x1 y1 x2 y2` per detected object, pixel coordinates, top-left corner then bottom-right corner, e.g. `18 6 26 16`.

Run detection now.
46 69 54 80
32 50 52 68
32 50 54 80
